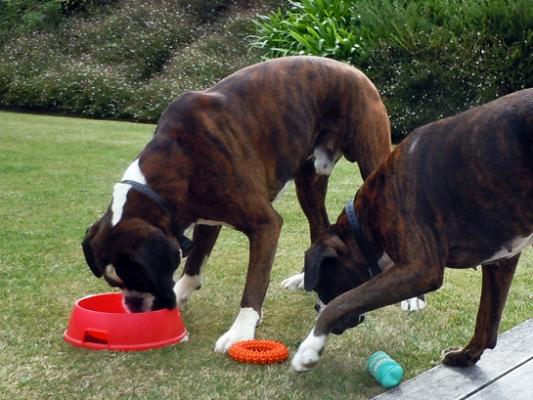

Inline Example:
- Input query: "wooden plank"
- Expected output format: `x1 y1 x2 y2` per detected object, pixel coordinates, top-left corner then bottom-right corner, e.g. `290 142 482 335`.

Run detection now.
466 359 533 400
373 318 533 400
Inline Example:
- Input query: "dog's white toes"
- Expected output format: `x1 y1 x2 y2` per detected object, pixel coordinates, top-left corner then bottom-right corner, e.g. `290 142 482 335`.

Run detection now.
401 297 427 312
291 330 327 372
173 274 201 308
291 347 321 372
214 307 260 353
281 273 305 290
214 329 254 353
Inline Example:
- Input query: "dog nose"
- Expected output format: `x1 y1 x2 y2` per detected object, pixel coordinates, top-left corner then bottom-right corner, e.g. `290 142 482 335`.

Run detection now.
124 296 145 313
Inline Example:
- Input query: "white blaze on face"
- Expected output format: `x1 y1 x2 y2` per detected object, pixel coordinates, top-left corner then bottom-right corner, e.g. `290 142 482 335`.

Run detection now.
122 289 155 312
111 159 147 226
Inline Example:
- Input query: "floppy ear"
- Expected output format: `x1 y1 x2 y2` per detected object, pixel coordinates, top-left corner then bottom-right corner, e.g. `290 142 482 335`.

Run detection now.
303 235 349 291
304 244 336 291
131 231 182 283
81 222 104 278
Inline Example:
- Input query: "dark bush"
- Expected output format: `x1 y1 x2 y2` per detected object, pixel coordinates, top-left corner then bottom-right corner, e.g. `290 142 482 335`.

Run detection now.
0 1 264 121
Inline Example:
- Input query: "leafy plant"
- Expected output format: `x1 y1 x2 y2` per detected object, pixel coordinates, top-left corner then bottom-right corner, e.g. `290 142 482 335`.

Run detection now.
253 0 533 140
0 0 264 121
253 0 364 59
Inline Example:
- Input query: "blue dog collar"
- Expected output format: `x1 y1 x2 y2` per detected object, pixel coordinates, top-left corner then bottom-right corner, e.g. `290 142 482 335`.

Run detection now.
344 200 381 278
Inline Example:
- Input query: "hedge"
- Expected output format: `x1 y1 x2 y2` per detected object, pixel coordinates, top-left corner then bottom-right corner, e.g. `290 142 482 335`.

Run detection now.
0 0 283 121
252 0 533 140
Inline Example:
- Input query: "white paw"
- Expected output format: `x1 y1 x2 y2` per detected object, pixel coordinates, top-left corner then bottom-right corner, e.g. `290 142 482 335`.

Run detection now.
173 274 201 308
281 272 305 290
214 308 260 353
291 330 327 372
401 296 427 312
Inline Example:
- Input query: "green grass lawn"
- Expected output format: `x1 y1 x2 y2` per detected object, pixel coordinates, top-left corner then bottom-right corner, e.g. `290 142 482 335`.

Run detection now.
1 110 531 400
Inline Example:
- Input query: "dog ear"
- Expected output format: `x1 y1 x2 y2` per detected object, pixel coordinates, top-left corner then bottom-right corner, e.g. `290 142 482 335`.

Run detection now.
131 230 181 284
303 235 349 291
303 245 337 292
81 222 104 278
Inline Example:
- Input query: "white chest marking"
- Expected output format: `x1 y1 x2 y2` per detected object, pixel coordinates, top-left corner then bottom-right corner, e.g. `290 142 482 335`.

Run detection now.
111 159 146 226
313 147 340 176
482 233 533 264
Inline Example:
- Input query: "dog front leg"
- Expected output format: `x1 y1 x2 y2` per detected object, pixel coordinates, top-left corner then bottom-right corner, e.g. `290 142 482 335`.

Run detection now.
443 254 519 367
214 208 282 353
174 224 221 307
292 261 443 371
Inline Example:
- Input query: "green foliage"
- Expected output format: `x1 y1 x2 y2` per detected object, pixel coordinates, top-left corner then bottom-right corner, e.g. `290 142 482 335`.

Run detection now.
0 0 264 121
253 0 533 140
0 0 110 39
253 0 364 59
0 0 61 36
177 0 237 23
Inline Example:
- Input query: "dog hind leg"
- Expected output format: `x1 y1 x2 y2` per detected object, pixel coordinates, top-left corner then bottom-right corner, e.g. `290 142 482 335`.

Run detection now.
442 254 519 367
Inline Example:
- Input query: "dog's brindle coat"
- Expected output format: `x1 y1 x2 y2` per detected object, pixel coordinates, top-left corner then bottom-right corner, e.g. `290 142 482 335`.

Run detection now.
292 89 533 371
82 56 391 352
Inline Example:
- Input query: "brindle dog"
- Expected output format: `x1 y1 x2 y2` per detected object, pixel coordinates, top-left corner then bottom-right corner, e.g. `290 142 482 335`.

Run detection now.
81 56 391 353
292 88 533 371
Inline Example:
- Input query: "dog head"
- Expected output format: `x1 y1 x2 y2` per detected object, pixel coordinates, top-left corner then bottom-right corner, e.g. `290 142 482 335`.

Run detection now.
82 212 182 312
303 231 371 334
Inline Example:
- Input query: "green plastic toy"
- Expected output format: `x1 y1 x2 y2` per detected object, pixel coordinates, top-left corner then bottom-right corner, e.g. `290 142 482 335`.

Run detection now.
367 351 404 388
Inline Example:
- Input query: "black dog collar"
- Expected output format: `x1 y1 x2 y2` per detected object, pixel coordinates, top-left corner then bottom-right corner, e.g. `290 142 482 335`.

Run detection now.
121 179 193 253
344 200 381 278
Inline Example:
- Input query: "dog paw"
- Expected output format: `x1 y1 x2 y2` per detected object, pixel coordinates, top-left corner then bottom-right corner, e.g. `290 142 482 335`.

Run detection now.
291 331 327 372
281 273 305 290
441 347 480 367
173 274 201 308
401 296 427 312
214 308 260 353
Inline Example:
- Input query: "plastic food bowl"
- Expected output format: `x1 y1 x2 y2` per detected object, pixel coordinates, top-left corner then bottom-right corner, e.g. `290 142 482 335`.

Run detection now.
64 292 187 351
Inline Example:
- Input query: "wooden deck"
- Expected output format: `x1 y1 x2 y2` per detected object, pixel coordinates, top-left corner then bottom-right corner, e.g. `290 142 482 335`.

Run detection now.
373 318 533 400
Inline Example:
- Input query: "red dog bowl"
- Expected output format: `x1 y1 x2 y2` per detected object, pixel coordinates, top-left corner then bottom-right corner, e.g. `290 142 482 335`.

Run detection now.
64 292 187 351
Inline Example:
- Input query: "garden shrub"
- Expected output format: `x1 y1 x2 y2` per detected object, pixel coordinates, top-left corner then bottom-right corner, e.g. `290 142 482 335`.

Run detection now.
0 0 266 121
253 0 364 59
253 0 533 140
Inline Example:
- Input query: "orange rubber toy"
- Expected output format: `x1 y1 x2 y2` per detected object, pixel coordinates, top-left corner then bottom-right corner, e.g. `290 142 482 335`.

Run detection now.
228 339 289 364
